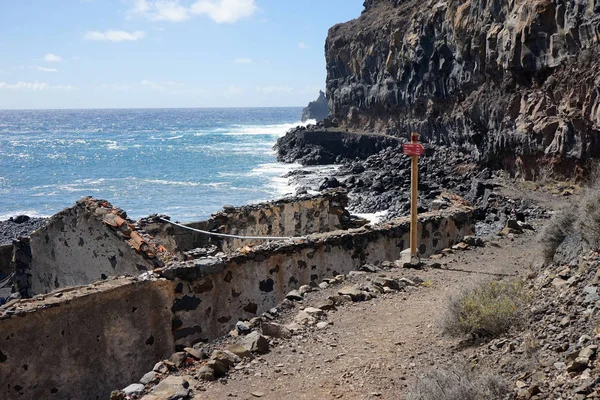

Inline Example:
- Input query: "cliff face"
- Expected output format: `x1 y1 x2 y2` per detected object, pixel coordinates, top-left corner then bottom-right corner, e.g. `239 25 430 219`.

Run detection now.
326 0 600 178
301 90 329 122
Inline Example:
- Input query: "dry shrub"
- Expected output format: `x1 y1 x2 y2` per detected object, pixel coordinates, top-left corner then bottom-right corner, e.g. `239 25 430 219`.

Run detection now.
540 181 600 262
441 279 530 338
539 206 576 262
578 187 600 250
406 365 508 400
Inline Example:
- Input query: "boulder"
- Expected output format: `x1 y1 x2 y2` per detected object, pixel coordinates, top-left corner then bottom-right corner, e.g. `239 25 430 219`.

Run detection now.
240 331 270 354
261 322 291 338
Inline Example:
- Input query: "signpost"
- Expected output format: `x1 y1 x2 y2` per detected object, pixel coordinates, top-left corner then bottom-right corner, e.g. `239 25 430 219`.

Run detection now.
402 133 424 262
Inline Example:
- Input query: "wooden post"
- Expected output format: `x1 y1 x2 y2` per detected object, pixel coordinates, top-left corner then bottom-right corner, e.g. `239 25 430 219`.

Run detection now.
410 132 419 256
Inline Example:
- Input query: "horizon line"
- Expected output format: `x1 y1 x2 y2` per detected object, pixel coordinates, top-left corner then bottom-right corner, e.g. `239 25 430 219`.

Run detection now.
0 105 307 111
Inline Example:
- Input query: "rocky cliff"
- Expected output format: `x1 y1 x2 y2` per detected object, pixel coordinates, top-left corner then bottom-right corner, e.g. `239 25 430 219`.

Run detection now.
325 0 600 178
301 90 329 122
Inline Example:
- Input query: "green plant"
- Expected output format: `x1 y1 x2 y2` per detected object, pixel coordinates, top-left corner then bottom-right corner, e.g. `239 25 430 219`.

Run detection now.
406 365 508 400
441 279 530 338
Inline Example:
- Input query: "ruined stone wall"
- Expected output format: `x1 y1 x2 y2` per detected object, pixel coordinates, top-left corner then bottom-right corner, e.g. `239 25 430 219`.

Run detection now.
143 191 350 255
161 207 473 346
0 244 12 278
0 205 473 399
213 190 349 252
18 198 167 296
0 278 175 400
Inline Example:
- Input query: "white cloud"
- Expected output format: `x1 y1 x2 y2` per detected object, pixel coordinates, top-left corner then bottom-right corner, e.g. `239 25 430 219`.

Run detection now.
100 83 132 90
234 58 252 64
256 86 292 94
130 0 256 24
131 0 190 22
85 30 146 42
225 84 245 96
0 81 78 91
53 85 79 91
141 79 184 90
35 66 59 73
190 0 256 23
298 42 309 49
43 53 62 62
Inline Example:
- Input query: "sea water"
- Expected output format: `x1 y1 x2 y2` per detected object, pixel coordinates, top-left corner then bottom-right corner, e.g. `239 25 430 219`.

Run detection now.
0 108 307 221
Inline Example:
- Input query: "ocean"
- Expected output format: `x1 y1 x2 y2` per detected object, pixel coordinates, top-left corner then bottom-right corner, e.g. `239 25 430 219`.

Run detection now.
0 108 307 222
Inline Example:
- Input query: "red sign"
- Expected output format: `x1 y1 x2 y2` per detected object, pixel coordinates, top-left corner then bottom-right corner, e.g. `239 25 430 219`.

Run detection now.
403 143 425 156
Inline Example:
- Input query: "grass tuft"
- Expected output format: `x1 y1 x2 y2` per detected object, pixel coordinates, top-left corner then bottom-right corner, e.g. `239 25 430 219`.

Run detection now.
441 279 530 338
406 365 508 400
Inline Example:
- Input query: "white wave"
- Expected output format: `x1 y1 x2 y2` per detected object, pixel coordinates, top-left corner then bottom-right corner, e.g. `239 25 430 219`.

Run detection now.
105 140 126 150
0 210 51 220
248 162 301 176
352 210 389 225
149 135 184 141
141 179 204 187
224 119 315 136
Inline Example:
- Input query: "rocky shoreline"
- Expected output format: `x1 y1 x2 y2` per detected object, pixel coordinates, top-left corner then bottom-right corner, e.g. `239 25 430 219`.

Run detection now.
275 124 550 235
0 217 48 246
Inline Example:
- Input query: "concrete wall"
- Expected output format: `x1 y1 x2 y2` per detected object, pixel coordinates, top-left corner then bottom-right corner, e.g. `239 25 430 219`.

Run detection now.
17 198 165 296
213 190 348 252
0 278 175 400
162 207 473 346
0 204 473 399
143 190 350 255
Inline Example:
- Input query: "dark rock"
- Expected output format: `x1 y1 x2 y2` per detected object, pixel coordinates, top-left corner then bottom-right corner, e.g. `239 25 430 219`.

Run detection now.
301 90 329 122
235 320 252 335
325 0 600 179
10 215 30 224
285 290 303 301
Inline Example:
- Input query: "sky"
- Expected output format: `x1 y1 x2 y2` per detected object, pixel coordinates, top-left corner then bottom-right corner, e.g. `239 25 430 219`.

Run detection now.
0 0 364 109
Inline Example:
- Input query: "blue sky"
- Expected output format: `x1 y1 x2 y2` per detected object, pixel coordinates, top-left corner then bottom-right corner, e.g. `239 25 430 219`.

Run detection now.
0 0 363 109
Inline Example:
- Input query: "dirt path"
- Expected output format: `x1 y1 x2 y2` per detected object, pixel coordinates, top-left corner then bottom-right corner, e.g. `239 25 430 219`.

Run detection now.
192 225 543 399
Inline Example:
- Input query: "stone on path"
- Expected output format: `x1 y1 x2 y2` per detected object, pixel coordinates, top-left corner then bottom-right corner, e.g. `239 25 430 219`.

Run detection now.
123 383 145 396
140 371 158 385
226 343 252 358
240 331 270 354
286 290 303 301
261 322 291 338
197 365 216 381
338 285 367 301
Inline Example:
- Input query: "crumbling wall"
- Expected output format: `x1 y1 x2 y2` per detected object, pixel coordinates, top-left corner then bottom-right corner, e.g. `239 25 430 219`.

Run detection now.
0 278 175 400
0 204 473 399
213 190 349 252
161 207 473 346
17 198 168 296
143 190 351 255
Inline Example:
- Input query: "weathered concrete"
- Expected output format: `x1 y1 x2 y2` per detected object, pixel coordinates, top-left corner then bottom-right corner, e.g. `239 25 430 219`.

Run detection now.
0 278 175 400
161 205 473 346
0 195 473 399
143 190 352 255
16 198 168 296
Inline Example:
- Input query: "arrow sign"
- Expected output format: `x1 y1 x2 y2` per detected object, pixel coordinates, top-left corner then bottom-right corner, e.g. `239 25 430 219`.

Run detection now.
403 143 425 156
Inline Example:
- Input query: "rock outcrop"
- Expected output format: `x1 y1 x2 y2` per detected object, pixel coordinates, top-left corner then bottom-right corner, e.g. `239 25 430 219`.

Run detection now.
326 0 600 178
301 90 329 122
276 125 399 165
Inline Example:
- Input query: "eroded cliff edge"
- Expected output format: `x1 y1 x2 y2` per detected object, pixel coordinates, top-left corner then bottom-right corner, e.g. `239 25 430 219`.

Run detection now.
325 0 600 178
